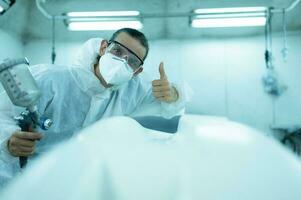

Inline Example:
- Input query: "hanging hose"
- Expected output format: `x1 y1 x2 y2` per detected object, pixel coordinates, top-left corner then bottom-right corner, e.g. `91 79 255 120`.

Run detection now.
51 16 56 64
262 7 287 97
281 9 288 62
264 7 273 69
263 8 280 96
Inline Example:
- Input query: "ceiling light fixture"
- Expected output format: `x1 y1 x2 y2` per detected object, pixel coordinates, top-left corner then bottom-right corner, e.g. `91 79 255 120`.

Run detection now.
65 11 143 31
68 21 143 31
0 0 15 15
67 11 140 17
191 7 267 28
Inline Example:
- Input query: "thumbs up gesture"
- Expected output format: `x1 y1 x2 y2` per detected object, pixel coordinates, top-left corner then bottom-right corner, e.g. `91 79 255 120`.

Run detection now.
152 62 179 103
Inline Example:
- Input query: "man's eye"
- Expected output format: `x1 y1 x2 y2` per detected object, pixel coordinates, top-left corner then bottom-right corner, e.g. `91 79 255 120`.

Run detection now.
129 60 140 69
129 57 139 65
112 48 122 56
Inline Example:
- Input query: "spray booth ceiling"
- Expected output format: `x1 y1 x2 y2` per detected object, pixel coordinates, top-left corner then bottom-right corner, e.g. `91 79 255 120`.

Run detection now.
0 0 300 41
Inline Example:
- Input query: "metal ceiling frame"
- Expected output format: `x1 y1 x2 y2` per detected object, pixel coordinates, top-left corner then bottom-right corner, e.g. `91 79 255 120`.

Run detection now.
272 0 301 12
35 0 301 64
36 0 301 20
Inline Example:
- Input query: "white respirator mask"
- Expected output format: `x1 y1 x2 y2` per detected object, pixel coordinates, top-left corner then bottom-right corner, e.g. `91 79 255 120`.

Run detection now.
98 52 133 86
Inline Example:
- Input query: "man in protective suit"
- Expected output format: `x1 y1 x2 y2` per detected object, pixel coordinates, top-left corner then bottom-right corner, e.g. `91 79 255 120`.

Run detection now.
0 28 189 187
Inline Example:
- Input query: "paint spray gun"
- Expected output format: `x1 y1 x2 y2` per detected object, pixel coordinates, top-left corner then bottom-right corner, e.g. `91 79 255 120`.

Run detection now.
0 58 53 168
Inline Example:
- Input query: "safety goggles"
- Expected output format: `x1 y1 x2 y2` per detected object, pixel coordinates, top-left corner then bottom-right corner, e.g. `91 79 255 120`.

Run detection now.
107 40 144 71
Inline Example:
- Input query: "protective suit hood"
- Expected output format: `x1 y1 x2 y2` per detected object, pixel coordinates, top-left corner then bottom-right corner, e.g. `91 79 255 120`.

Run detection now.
73 38 104 72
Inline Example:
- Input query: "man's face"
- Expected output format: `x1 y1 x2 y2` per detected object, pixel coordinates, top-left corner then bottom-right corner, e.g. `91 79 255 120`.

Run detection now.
95 32 147 87
114 32 147 63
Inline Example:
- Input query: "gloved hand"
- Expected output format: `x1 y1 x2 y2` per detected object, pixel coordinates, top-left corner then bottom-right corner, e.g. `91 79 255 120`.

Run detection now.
7 131 43 157
152 62 179 103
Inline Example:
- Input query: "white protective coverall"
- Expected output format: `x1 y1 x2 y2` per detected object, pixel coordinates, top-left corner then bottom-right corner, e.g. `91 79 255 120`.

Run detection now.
0 38 189 188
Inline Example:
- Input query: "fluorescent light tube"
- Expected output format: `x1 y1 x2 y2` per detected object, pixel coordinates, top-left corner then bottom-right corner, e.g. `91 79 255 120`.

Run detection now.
194 7 267 14
0 0 15 15
68 21 143 31
67 11 140 17
191 17 266 28
194 12 266 19
191 7 267 28
65 10 142 31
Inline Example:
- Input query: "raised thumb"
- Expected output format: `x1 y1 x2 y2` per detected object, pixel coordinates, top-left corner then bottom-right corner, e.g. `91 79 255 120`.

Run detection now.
159 62 167 80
